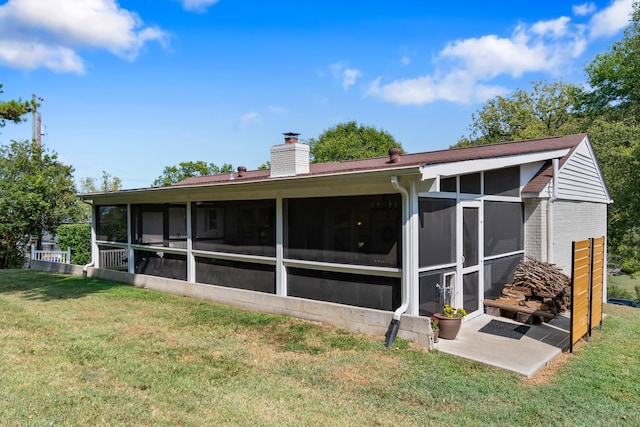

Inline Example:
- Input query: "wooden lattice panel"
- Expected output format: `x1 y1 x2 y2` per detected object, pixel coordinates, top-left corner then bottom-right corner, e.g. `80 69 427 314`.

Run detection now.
571 239 591 349
590 237 605 331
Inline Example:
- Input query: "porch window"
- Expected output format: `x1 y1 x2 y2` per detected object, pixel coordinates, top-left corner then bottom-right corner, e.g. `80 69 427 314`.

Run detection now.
192 200 275 257
484 201 524 256
96 205 128 243
418 198 456 267
484 166 520 197
132 204 187 249
285 194 401 267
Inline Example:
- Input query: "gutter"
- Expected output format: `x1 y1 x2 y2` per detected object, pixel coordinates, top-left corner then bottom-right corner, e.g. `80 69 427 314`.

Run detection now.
385 176 410 348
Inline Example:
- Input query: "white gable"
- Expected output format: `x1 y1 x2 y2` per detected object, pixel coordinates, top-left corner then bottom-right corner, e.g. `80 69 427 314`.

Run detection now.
544 138 611 203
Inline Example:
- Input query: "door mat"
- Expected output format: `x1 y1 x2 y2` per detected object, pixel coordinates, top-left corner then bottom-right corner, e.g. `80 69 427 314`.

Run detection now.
478 319 530 340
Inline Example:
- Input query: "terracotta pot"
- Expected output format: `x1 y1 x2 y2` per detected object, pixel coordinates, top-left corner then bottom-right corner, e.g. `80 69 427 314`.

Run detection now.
433 313 462 340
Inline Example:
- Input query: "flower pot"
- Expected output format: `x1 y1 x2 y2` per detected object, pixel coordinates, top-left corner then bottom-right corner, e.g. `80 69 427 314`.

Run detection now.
433 313 462 340
432 329 439 343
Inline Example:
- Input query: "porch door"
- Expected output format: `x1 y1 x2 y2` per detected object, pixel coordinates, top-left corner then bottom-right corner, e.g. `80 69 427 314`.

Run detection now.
457 201 482 316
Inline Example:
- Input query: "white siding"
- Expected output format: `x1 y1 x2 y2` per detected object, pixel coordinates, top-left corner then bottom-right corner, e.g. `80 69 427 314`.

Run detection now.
551 201 607 275
524 198 547 262
556 141 610 203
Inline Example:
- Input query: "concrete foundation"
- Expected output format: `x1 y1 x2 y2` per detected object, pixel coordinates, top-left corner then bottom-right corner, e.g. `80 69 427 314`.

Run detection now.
30 260 433 349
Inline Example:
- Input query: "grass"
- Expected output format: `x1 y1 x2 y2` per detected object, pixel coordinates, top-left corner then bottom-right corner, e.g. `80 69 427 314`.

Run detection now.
1 269 639 426
608 273 640 300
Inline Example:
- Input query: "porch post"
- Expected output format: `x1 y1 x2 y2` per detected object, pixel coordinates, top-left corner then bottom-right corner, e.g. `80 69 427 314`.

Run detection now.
407 181 420 316
275 194 286 296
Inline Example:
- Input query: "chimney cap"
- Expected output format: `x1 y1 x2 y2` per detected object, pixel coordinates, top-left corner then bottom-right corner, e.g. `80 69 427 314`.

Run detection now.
283 132 300 137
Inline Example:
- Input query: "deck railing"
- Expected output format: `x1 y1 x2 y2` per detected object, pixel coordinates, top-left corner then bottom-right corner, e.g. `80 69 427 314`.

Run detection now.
30 245 71 264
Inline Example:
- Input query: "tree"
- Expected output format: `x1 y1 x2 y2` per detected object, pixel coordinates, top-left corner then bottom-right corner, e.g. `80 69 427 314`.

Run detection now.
153 161 233 186
583 2 640 117
79 170 122 193
307 121 403 163
0 140 79 268
77 171 123 222
456 81 582 147
0 83 37 130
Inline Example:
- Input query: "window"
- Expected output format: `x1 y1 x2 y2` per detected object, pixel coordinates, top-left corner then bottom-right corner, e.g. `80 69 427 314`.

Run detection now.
460 173 481 194
96 205 128 242
192 200 275 256
132 204 187 248
285 194 401 267
418 198 456 267
485 166 520 196
484 201 524 256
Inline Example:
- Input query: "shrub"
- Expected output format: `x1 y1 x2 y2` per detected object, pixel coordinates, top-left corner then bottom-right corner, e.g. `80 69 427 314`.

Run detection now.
621 258 640 275
607 284 634 300
57 224 91 266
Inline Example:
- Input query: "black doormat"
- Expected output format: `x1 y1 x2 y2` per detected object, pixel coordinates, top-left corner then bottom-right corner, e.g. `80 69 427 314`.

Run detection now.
478 319 530 340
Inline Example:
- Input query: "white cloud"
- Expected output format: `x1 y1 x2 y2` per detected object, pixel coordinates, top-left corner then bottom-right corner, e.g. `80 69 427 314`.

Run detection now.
329 62 362 91
367 72 508 105
342 68 361 90
0 40 84 73
240 112 259 127
573 3 597 16
367 0 634 107
0 0 169 73
589 0 634 38
401 56 411 66
178 0 219 13
267 105 288 115
531 16 571 37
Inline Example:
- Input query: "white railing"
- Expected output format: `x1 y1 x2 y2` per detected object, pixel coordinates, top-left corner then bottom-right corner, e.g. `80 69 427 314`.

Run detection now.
31 245 71 264
99 248 128 269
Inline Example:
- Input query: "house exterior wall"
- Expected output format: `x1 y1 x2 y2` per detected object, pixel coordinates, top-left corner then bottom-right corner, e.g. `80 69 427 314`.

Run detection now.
524 198 547 262
552 200 607 274
556 142 610 203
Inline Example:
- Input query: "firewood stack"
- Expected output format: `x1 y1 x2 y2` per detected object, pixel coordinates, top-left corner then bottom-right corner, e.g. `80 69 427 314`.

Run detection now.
486 257 571 323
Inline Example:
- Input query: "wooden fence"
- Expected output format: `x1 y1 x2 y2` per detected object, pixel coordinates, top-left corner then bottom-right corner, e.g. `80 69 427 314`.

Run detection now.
570 236 605 352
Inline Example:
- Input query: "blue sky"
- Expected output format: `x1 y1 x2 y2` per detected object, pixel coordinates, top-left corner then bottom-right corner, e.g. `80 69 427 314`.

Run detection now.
0 0 635 189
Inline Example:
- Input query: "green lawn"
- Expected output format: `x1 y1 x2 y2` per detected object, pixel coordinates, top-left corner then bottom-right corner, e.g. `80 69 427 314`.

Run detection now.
608 273 640 299
1 270 639 426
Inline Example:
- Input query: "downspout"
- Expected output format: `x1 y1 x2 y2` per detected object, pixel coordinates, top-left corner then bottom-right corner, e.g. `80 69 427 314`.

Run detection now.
547 159 559 263
82 199 96 277
385 176 410 348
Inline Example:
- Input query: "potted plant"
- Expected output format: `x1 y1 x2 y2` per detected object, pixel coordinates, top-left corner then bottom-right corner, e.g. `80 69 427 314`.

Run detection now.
433 304 467 340
430 317 440 343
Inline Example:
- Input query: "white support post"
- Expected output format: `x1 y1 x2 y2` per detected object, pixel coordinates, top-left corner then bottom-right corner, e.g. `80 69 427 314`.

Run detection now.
275 194 286 296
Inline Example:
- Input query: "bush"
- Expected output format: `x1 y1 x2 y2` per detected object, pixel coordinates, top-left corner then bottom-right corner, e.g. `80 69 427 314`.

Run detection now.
0 242 27 269
57 224 91 266
607 284 635 300
620 258 640 275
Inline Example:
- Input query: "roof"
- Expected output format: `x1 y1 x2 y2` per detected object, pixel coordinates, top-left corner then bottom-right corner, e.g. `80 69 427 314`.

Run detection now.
173 133 589 187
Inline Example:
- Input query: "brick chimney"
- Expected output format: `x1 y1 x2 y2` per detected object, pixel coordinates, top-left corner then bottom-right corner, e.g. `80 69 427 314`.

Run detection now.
270 132 310 178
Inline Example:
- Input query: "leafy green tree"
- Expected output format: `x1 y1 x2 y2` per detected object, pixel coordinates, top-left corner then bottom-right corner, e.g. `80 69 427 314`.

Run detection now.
78 171 123 222
153 161 233 186
0 83 37 130
0 140 79 268
456 81 582 147
583 2 640 117
79 170 122 193
307 121 403 163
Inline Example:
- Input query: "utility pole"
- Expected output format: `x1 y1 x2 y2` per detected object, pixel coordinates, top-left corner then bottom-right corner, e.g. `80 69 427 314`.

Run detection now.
31 94 43 147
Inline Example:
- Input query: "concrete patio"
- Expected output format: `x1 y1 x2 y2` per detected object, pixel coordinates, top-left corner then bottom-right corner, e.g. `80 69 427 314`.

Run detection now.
433 313 571 377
